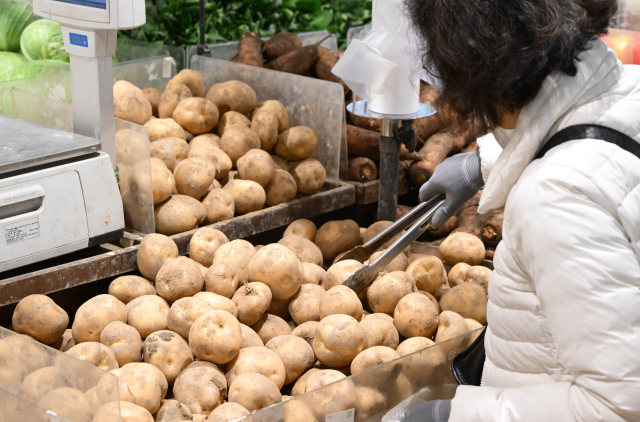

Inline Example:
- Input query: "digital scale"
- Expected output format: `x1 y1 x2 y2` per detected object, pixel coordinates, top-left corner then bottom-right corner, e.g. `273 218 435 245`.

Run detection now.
0 0 145 272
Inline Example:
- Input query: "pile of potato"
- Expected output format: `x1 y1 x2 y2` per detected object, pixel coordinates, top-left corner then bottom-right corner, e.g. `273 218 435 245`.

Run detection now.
3 218 488 422
113 70 327 236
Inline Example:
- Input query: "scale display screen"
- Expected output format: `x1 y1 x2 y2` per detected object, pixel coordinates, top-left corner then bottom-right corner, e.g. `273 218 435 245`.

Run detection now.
54 0 106 9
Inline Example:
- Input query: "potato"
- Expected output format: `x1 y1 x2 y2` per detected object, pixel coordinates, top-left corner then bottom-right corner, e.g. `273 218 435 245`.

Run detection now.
115 89 152 125
156 399 193 422
202 263 240 299
223 179 265 214
283 219 315 241
464 265 492 294
439 232 486 265
126 295 170 339
264 335 314 386
218 111 251 135
252 110 279 150
159 83 193 119
173 157 216 199
264 169 297 206
193 292 238 318
302 262 326 285
142 87 161 117
189 310 242 364
113 80 143 104
396 337 435 356
365 250 408 275
237 149 275 188
219 126 261 165
143 330 194 384
440 282 487 324
350 346 400 374
72 294 126 343
367 271 417 315
213 239 256 283
359 313 399 349
273 126 318 161
3 334 49 374
206 80 257 115
313 314 365 367
288 284 325 325
202 189 235 224
323 259 362 290
93 401 154 422
247 244 304 300
448 262 471 287
144 118 187 142
304 369 356 418
419 290 440 314
404 256 447 295
174 362 225 414
155 257 205 303
276 236 322 268
168 69 205 97
109 276 156 304
271 154 290 171
290 368 319 396
137 233 179 281
315 220 361 261
355 386 387 422
12 294 68 344
267 296 293 320
250 313 291 344
225 346 286 389
228 372 282 412
110 362 168 414
434 282 451 301
0 341 27 395
173 97 219 135
188 143 232 181
290 321 318 349
155 194 206 235
319 285 363 321
464 318 484 347
434 311 469 360
167 297 213 340
240 323 264 348
363 221 410 255
64 341 118 371
38 388 92 422
100 321 142 366
290 159 326 195
393 293 439 338
207 402 250 422
254 100 288 133
191 133 221 149
189 227 229 267
150 157 175 204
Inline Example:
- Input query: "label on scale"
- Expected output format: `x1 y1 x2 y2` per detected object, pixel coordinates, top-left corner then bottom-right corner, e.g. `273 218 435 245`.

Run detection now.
69 33 89 48
5 217 40 245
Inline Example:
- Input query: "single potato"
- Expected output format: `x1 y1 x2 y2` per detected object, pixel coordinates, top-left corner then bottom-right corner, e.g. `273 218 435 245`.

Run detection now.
173 361 226 414
434 311 470 360
136 233 178 281
367 271 417 315
193 292 238 318
167 297 214 339
319 285 363 321
274 126 318 161
315 220 361 261
405 256 447 295
250 313 291 344
206 80 257 115
37 388 92 422
188 143 232 180
323 259 362 290
359 313 400 349
302 262 326 285
313 314 365 367
218 111 250 135
155 399 192 422
93 401 154 422
440 282 487 324
72 294 127 343
142 87 161 117
100 320 143 366
173 97 219 135
213 239 256 283
393 293 439 338
115 89 152 125
289 284 325 325
204 262 241 298
154 194 206 236
189 310 242 364
252 110 279 150
232 282 272 326
247 244 303 300
108 276 156 305
265 169 297 206
150 157 175 204
113 80 143 104
223 179 266 214
126 295 171 339
106 362 168 414
237 149 275 188
225 346 286 389
219 126 261 165
284 219 316 241
12 294 68 344
65 342 119 371
278 235 323 266
290 321 318 349
254 100 288 133
240 323 264 348
143 330 194 384
396 337 436 356
189 227 229 267
265 335 315 385
202 188 235 224
207 402 250 422
439 232 486 265
159 83 193 119
167 69 205 97
155 256 205 303
228 372 282 412
144 118 187 142
290 159 326 195
350 346 399 374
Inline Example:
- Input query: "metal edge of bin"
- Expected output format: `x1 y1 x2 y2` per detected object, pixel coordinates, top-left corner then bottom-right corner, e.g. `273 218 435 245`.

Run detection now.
346 177 413 205
0 182 355 306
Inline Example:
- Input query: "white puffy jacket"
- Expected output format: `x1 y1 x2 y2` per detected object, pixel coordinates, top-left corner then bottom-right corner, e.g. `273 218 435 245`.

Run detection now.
449 39 640 422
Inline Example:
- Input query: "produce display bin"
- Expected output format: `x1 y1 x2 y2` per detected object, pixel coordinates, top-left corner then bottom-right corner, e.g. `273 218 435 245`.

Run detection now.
185 30 338 68
115 38 186 70
0 326 121 421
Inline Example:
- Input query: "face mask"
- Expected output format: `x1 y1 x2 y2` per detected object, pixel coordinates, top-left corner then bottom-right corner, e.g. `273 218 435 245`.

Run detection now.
493 127 515 148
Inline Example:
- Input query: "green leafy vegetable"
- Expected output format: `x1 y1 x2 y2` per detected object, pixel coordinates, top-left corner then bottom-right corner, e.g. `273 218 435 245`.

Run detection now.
0 51 28 80
0 0 38 52
20 19 69 62
3 59 69 82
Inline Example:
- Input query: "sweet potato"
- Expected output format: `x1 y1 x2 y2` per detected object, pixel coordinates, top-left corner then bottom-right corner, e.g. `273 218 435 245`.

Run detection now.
481 210 504 247
347 125 415 161
409 133 457 185
348 157 377 182
232 32 263 67
315 47 350 96
263 32 302 61
461 140 479 153
265 35 330 75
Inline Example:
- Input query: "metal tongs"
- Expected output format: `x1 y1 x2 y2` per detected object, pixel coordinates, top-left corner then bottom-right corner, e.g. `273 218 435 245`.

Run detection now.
338 194 445 295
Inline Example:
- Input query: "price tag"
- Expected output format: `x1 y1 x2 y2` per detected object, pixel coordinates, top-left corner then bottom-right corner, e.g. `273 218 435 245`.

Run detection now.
325 408 355 422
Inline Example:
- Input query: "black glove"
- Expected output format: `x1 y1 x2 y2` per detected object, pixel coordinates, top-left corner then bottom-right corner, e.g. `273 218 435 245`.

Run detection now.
400 399 452 422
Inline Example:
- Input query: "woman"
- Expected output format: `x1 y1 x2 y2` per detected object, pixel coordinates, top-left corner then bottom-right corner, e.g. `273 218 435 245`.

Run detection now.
401 0 640 421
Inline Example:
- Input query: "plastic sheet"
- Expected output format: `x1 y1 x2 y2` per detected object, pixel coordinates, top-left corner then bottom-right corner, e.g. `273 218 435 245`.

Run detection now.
346 24 373 47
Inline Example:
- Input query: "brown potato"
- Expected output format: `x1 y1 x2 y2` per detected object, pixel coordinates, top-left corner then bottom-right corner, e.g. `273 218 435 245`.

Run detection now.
232 282 272 326
464 265 492 294
167 297 214 339
448 262 471 287
254 100 288 133
93 401 154 422
434 282 451 301
38 388 92 422
228 372 282 412
359 313 399 349
250 313 291 344
274 126 318 161
191 133 221 149
143 330 194 384
137 233 179 281
266 335 314 385
439 232 486 265
189 310 242 364
113 80 143 104
252 110 279 150
100 321 143 366
159 83 193 119
367 271 417 315
21 366 71 402
319 285 363 321
237 149 275 188
302 262 326 285
115 89 152 125
225 346 286 388
223 179 266 214
142 87 161 117
247 244 304 300
65 342 119 371
144 118 187 142
278 235 323 265
155 399 192 422
150 157 175 204
173 362 224 415
396 337 435 356
203 262 240 298
315 220 361 261
155 256 205 303
440 282 487 324
265 169 297 206
207 402 250 422
189 227 229 267
202 189 235 224
72 294 127 343
419 290 441 314
290 321 318 349
290 159 326 195
188 143 232 181
219 126 261 165
289 284 325 325
271 154 290 171
150 137 189 172
193 292 238 318
213 239 256 282
206 80 257 115
240 323 264 348
323 259 362 290
304 369 356 418
290 368 319 396
3 334 49 374
405 256 446 295
284 219 316 241
167 69 205 97
313 314 365 367
154 194 206 235
393 293 439 338
218 111 251 136
173 157 215 199
12 294 68 344
464 318 484 347
350 346 400 374
126 295 170 339
108 362 168 414
173 97 219 135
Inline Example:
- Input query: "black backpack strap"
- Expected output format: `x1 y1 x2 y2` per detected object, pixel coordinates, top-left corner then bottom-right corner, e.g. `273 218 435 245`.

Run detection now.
536 124 640 160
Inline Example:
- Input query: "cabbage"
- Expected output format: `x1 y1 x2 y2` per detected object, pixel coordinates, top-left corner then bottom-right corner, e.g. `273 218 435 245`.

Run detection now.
0 0 38 52
0 51 27 80
20 19 69 62
3 59 69 82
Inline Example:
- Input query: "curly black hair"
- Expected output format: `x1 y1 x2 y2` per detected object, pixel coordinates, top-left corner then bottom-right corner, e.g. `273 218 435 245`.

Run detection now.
405 0 618 131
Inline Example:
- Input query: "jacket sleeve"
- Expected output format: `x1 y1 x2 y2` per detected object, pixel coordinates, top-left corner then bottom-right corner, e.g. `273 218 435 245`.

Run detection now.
476 133 502 182
449 164 640 422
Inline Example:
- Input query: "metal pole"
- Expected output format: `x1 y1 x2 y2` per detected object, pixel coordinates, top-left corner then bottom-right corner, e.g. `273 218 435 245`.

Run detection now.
378 119 401 221
197 0 210 56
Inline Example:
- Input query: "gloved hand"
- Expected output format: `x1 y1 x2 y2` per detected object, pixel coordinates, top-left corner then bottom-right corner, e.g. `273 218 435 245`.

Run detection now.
419 151 483 227
400 399 452 422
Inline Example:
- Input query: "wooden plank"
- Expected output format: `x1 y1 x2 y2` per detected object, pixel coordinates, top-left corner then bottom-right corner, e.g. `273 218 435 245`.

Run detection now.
347 178 413 205
0 182 355 306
